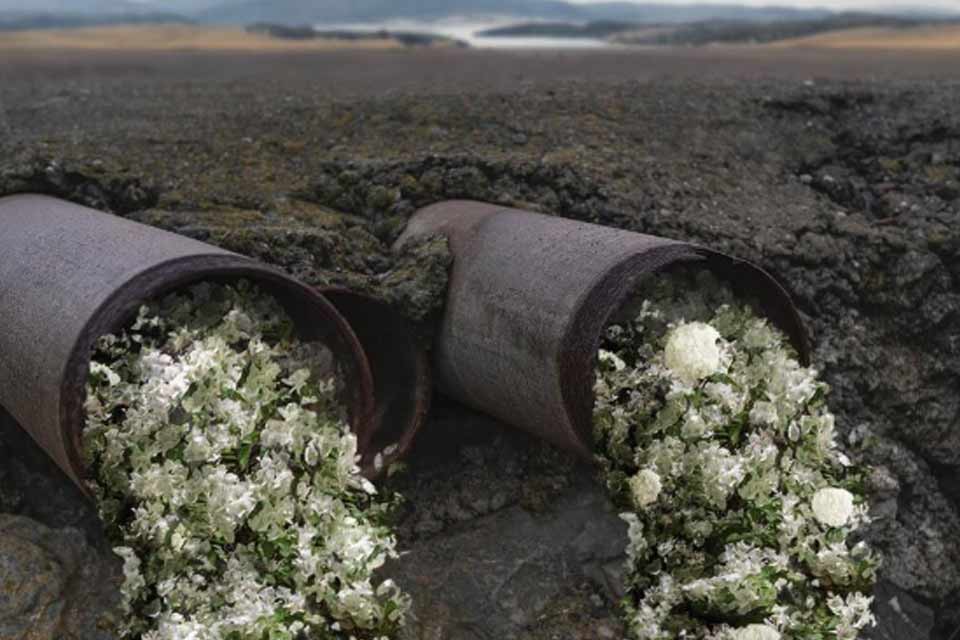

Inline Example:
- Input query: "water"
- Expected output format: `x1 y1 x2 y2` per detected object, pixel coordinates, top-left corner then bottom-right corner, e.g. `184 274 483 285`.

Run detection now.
315 18 617 49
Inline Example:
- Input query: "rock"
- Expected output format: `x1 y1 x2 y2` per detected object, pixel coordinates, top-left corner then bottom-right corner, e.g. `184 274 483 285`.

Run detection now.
0 516 65 640
384 406 626 639
123 206 452 332
0 158 157 215
933 589 960 640
0 412 121 639
936 182 959 202
867 581 935 640
392 477 627 640
0 515 121 640
0 410 103 535
858 435 960 603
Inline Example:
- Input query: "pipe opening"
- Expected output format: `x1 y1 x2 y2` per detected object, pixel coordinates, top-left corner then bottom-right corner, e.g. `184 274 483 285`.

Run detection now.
0 194 376 493
562 257 811 461
61 266 375 489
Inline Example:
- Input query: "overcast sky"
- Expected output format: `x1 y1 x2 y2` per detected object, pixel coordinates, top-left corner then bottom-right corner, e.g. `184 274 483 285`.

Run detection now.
117 0 960 14
64 0 960 15
569 0 960 12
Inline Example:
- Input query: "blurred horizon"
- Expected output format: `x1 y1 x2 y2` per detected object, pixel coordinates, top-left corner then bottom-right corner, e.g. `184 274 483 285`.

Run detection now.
2 0 958 20
2 0 959 52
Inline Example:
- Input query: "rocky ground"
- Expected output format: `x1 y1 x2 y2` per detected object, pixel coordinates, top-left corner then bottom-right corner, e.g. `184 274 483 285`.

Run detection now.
0 48 958 640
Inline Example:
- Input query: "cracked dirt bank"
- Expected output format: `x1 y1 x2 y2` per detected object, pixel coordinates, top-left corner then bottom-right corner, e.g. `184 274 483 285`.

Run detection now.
0 48 958 640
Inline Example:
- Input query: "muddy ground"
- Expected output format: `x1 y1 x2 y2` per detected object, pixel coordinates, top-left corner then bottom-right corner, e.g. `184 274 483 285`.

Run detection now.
0 48 958 640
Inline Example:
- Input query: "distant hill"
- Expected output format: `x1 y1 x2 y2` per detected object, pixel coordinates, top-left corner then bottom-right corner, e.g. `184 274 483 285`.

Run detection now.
612 12 956 45
199 0 579 25
580 2 832 24
772 22 960 48
0 12 190 31
0 0 148 15
479 20 637 38
197 0 833 26
479 12 958 45
1 0 953 32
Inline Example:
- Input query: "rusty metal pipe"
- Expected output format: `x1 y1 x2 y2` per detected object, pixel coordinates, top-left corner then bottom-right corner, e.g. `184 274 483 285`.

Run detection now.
320 289 431 477
0 194 375 492
395 200 810 461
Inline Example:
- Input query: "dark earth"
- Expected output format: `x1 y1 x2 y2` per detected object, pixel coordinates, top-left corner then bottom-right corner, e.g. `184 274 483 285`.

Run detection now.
0 46 958 640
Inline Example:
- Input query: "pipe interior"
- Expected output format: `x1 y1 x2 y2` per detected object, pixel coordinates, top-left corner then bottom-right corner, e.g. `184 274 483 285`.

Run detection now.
322 291 431 474
599 260 807 385
60 266 372 484
564 259 809 458
605 263 782 340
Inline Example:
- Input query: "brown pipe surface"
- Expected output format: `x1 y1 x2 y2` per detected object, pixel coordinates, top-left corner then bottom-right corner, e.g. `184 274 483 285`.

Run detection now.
0 194 375 492
321 289 432 477
396 200 810 460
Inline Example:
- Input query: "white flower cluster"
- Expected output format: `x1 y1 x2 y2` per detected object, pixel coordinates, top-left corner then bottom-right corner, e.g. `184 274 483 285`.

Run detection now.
593 269 879 640
84 281 410 640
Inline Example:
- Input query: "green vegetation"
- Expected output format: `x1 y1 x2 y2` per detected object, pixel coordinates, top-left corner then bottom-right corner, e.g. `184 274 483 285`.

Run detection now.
594 270 879 639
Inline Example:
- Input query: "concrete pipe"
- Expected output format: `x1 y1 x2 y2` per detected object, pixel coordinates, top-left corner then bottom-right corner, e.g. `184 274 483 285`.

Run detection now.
395 200 810 461
0 194 375 492
320 289 432 477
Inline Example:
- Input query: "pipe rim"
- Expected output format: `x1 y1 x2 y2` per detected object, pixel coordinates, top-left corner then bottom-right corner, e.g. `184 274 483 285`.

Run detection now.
320 288 432 479
59 254 376 489
559 246 811 461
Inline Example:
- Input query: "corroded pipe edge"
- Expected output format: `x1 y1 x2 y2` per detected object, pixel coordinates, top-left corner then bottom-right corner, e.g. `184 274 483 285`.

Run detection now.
59 257 377 493
399 200 810 461
62 257 377 490
560 247 812 461
321 288 432 479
